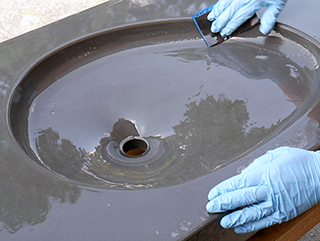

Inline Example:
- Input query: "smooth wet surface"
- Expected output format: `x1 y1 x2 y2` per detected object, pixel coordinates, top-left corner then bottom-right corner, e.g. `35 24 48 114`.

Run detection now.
9 20 320 190
2 0 320 240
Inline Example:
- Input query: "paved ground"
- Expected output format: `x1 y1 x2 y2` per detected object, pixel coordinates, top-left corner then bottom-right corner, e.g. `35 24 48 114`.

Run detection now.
1 1 319 240
300 224 320 241
0 0 108 43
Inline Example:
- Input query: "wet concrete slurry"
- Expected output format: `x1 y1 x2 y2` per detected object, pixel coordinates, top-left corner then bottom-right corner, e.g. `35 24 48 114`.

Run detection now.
13 20 317 190
2 0 320 240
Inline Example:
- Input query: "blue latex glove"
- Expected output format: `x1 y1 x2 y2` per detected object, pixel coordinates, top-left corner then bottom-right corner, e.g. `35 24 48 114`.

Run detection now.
207 0 287 37
206 146 320 234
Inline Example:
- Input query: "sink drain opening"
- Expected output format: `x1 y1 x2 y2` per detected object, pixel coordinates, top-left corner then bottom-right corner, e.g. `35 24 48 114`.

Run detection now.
120 136 149 157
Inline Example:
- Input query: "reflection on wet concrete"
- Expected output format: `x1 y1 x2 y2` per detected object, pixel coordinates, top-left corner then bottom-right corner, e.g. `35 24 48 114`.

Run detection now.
163 30 312 108
32 95 293 189
9 21 320 191
110 118 140 143
0 159 81 233
2 0 320 240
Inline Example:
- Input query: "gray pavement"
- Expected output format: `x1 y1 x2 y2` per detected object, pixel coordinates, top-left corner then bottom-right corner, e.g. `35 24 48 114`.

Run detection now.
1 1 319 240
0 0 108 43
299 223 320 241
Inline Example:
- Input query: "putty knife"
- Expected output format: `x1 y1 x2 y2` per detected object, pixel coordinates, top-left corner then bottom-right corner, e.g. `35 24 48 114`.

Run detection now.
193 5 260 47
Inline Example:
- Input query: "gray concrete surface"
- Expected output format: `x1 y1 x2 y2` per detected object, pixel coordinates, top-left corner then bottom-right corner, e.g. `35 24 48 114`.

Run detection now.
0 1 319 240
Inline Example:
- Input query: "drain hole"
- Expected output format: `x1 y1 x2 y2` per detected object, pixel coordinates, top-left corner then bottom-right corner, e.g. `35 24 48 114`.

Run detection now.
120 136 149 157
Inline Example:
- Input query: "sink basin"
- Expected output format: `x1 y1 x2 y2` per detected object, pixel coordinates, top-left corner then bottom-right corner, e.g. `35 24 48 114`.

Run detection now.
3 0 320 239
9 19 320 190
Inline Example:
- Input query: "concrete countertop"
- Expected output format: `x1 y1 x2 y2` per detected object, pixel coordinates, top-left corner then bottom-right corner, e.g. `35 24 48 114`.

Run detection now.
2 0 320 240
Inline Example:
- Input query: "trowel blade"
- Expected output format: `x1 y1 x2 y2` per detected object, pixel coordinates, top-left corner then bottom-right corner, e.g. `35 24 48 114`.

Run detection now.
193 5 260 47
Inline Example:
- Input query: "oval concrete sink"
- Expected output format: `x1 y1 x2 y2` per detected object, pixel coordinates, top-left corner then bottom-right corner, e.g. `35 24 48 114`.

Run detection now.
9 19 320 189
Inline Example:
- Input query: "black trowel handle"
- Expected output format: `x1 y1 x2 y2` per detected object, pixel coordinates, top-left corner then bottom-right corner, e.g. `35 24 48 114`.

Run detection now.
230 14 260 37
193 11 260 47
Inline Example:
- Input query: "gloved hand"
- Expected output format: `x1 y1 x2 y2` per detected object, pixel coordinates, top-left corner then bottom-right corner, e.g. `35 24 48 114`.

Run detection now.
207 0 287 37
206 146 320 234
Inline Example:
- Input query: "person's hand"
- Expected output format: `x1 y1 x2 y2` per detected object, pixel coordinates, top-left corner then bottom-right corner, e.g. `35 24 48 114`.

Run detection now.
206 146 320 234
207 0 287 37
